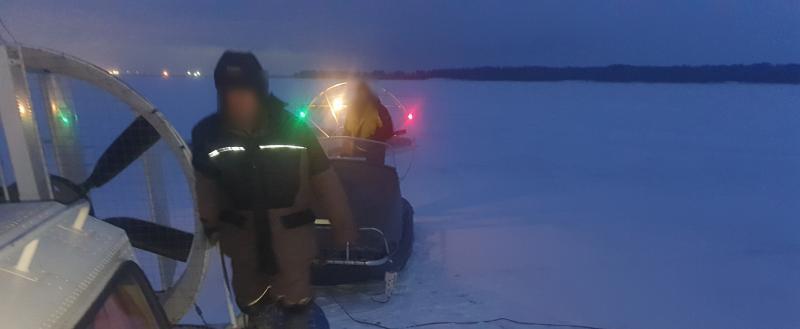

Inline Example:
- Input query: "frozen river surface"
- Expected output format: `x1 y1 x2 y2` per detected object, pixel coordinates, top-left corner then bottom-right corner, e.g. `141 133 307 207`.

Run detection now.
121 78 800 329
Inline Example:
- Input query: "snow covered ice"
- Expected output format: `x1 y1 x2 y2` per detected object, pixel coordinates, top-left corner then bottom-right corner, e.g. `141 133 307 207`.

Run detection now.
115 78 800 328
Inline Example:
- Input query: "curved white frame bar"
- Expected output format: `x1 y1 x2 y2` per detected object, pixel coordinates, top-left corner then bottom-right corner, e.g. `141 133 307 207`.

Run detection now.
18 45 208 323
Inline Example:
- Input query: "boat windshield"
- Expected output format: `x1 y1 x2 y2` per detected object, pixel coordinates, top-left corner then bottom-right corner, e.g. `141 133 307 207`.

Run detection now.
78 262 169 329
305 82 416 175
305 81 414 141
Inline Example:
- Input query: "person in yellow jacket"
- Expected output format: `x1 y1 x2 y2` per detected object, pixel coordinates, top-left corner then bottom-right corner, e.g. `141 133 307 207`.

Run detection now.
343 80 394 163
343 80 394 141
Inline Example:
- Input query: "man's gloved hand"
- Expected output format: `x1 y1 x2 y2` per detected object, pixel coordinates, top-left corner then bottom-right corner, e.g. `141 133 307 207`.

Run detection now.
202 222 220 246
333 227 358 250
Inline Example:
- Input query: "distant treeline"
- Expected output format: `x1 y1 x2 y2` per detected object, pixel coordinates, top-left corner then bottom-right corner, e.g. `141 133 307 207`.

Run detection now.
293 64 800 84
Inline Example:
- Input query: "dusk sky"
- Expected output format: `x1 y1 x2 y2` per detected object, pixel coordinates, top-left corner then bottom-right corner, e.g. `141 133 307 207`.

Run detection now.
1 0 798 74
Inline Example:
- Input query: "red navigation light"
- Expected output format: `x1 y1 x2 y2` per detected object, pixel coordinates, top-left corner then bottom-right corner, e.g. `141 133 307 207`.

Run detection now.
407 113 414 121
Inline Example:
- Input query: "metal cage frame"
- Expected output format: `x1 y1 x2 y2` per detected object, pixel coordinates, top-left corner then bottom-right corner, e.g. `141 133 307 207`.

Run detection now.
0 45 208 323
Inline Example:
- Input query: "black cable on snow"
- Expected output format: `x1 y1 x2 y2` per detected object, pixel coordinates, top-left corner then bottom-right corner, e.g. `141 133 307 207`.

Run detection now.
330 294 610 329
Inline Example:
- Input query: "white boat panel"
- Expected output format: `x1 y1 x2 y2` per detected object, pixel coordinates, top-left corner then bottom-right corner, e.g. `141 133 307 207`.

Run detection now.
0 202 135 329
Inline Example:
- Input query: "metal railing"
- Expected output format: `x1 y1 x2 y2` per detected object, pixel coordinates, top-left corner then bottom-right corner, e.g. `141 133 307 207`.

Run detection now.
318 136 398 167
314 226 392 267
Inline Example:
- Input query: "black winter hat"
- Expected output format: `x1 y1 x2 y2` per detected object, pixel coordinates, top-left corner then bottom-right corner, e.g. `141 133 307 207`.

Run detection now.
213 50 268 93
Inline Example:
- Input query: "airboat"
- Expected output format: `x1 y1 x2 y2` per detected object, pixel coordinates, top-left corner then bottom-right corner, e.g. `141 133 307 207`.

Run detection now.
0 40 416 328
0 44 213 328
304 82 416 286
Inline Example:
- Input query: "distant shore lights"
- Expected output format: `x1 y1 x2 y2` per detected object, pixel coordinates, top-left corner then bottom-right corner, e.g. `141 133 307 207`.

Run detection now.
107 69 120 76
161 69 170 79
186 70 202 78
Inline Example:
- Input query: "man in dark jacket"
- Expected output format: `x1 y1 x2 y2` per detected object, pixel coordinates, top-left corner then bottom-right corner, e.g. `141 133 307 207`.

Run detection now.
192 51 357 328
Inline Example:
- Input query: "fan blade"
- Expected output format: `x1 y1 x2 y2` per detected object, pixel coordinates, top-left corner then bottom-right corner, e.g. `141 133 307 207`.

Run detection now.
81 116 160 191
105 217 193 262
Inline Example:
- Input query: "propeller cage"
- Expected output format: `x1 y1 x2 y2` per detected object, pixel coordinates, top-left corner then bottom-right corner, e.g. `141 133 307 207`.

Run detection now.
0 44 209 323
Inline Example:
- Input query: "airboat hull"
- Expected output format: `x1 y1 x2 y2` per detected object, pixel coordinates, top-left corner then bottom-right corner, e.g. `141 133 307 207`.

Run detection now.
312 159 414 285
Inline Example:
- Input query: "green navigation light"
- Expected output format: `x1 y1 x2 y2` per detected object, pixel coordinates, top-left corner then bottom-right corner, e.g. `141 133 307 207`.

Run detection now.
295 106 308 120
55 104 74 127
